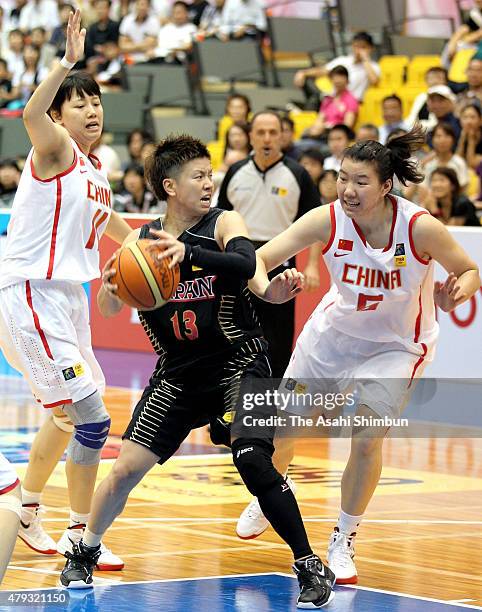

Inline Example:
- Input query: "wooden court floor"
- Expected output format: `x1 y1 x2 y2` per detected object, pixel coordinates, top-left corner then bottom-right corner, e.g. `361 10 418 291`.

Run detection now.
2 385 482 608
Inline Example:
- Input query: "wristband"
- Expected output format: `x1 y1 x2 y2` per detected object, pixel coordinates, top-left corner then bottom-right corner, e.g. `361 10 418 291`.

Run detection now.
60 57 76 70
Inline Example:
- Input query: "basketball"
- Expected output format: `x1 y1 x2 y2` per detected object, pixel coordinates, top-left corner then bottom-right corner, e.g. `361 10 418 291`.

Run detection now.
111 239 180 310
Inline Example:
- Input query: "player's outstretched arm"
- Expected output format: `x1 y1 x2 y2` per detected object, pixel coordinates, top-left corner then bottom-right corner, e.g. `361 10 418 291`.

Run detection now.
23 9 86 166
104 211 133 245
412 214 480 312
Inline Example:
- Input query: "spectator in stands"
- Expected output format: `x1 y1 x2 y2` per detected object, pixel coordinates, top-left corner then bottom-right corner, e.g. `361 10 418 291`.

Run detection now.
318 168 337 205
9 43 48 108
31 26 55 70
425 123 469 188
222 121 251 165
140 139 156 163
426 85 461 148
18 0 59 36
49 3 72 60
0 159 21 208
446 0 482 64
456 58 482 113
293 32 380 109
4 29 24 83
3 0 27 34
92 134 123 183
355 123 379 142
299 149 325 185
225 92 251 122
125 128 154 169
0 58 14 108
114 162 160 213
280 116 301 160
304 65 358 139
378 95 409 145
405 67 450 130
187 0 209 27
419 167 479 226
456 102 482 170
146 1 196 64
118 0 159 64
85 0 120 65
323 124 353 172
197 0 225 40
220 0 267 40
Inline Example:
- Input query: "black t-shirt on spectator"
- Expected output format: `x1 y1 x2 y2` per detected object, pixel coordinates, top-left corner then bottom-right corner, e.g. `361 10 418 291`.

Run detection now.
85 19 120 60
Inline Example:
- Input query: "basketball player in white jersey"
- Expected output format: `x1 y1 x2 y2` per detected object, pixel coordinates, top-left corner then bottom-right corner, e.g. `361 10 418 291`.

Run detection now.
239 126 480 583
0 452 21 585
0 10 131 569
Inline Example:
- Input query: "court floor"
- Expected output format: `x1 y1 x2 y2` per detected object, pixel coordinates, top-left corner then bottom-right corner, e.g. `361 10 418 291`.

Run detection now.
1 350 482 611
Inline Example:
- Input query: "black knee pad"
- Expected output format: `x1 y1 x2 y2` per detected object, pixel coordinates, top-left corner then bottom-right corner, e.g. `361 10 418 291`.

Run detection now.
232 437 284 497
209 411 232 448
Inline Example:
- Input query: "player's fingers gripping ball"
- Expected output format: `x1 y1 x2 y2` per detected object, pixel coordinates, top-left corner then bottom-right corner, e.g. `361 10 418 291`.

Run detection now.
111 239 180 310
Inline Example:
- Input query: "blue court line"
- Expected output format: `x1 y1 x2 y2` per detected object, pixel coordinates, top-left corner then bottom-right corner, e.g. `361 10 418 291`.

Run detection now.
0 573 479 612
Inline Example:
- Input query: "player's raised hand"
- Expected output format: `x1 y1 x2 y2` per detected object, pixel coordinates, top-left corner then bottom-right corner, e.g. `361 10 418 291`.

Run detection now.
264 268 304 303
65 9 86 64
147 229 186 268
434 272 466 312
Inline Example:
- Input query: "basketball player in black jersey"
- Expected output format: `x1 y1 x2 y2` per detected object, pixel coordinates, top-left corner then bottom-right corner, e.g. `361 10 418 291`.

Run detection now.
60 135 335 608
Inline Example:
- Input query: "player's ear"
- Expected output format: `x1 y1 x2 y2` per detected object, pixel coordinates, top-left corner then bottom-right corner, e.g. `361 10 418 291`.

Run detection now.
163 177 176 197
381 178 392 197
50 109 62 124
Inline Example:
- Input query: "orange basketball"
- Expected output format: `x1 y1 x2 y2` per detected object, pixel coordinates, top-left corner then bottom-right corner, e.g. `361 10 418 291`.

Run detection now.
111 239 180 310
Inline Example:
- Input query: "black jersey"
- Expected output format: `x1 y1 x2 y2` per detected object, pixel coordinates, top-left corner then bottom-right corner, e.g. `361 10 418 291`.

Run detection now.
138 208 264 376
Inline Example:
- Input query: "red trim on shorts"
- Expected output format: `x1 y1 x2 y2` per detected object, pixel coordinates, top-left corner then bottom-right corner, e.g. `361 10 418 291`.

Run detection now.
25 281 54 360
0 478 20 495
409 211 430 265
409 343 427 388
30 149 77 183
43 399 73 409
414 288 422 343
321 203 336 254
46 177 63 279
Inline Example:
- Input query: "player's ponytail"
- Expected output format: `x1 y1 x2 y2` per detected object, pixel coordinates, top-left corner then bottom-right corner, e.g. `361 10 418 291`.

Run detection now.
342 124 426 188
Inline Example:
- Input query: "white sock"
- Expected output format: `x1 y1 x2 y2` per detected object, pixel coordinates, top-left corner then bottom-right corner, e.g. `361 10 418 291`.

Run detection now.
337 510 363 536
83 527 102 548
69 510 89 528
21 487 41 507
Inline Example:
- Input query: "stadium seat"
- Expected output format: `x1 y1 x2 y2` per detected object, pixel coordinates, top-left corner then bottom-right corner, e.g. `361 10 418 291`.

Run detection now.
288 111 318 139
356 87 395 127
406 55 442 87
207 140 224 171
397 84 426 116
379 55 409 88
449 48 475 83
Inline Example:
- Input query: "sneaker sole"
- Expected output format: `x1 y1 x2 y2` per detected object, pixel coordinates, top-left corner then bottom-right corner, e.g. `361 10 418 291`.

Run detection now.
18 534 57 555
236 524 268 540
335 575 358 585
60 580 94 590
297 590 335 609
96 562 124 571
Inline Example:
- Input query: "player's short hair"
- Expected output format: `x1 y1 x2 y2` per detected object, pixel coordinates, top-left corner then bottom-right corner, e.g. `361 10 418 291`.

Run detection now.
145 134 210 201
48 72 101 118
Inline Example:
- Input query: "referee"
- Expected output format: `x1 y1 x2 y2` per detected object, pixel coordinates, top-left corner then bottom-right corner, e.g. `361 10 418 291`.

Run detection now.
217 111 321 378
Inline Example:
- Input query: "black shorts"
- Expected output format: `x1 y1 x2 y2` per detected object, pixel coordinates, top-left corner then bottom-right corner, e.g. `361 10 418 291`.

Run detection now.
122 338 271 463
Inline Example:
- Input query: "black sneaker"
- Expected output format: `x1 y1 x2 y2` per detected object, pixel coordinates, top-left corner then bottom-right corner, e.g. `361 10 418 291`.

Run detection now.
60 540 101 589
293 554 335 609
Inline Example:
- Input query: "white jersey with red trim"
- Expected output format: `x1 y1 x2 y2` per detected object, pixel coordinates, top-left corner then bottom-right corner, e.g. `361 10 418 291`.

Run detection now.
0 139 112 289
319 195 439 353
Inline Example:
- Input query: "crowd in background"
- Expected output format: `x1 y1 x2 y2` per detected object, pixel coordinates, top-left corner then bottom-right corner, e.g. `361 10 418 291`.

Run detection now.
0 0 482 227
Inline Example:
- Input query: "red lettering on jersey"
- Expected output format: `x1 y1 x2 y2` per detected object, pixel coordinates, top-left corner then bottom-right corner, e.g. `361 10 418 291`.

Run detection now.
356 266 370 287
342 263 357 284
86 180 112 208
390 269 402 289
376 270 389 289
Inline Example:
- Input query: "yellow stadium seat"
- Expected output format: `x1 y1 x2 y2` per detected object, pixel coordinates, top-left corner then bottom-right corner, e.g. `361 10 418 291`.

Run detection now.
397 85 426 116
378 55 409 87
217 115 234 144
449 48 475 83
289 111 318 139
207 140 225 172
356 87 396 127
314 76 333 94
467 169 479 199
406 55 441 87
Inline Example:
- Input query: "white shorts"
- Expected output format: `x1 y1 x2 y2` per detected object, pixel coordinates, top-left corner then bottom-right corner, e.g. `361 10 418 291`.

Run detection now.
0 451 18 493
0 280 105 408
283 311 435 420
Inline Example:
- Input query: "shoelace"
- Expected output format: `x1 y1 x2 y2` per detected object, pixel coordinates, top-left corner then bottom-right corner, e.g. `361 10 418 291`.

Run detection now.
296 560 325 590
330 533 355 567
246 499 263 520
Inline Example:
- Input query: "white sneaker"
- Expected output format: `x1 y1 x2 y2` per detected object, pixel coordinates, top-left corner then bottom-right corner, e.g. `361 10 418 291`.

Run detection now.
236 476 297 540
18 504 57 554
327 527 358 584
57 526 124 571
